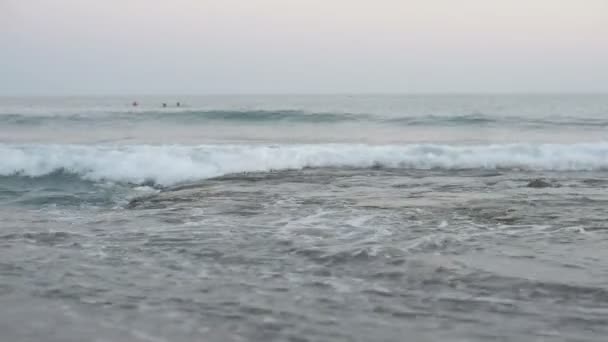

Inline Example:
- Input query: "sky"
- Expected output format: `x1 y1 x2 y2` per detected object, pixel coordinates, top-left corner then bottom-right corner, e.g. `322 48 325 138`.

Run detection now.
1 0 607 95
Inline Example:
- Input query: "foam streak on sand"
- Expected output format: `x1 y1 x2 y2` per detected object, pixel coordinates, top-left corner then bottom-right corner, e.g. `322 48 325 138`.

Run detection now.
2 143 608 186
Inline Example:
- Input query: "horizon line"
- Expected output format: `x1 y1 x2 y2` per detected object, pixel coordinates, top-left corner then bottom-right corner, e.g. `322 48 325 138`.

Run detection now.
1 91 607 98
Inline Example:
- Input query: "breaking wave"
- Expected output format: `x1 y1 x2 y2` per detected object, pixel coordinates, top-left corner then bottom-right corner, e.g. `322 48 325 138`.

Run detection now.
2 143 608 186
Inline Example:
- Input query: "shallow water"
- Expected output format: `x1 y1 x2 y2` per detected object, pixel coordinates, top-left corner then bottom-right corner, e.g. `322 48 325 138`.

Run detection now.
1 95 608 341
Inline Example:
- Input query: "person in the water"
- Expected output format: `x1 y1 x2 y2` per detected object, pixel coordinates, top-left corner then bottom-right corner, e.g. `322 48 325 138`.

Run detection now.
176 102 181 107
162 103 167 108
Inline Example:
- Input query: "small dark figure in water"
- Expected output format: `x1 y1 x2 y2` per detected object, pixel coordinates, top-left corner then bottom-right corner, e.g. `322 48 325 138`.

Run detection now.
527 178 553 188
162 103 167 108
132 101 138 107
176 102 181 107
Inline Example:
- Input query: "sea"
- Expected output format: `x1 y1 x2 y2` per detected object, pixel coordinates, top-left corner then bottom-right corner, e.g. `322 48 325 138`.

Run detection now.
1 94 608 342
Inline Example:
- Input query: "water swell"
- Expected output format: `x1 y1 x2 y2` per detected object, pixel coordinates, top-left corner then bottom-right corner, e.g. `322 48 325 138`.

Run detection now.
149 110 368 123
2 143 608 186
3 110 608 127
385 115 608 127
0 110 369 125
384 113 496 126
0 113 93 126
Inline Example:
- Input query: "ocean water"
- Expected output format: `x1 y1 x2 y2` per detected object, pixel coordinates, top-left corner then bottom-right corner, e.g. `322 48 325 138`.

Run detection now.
1 94 608 341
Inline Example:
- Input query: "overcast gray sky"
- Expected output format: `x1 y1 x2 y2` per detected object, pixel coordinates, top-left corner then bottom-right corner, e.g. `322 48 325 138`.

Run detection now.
1 0 607 95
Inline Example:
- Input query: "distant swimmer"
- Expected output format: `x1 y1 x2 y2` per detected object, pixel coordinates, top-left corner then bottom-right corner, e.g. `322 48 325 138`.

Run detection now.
132 101 139 107
176 102 181 107
162 103 167 108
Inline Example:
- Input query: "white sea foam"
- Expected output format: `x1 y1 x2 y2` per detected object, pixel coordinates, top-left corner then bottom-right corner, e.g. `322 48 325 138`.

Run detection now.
2 143 608 186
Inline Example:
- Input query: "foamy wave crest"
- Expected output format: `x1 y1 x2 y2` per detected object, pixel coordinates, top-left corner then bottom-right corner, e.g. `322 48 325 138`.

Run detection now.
2 143 608 186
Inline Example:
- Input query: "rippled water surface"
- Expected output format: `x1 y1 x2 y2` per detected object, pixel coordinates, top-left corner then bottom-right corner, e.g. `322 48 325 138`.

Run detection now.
1 95 608 341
